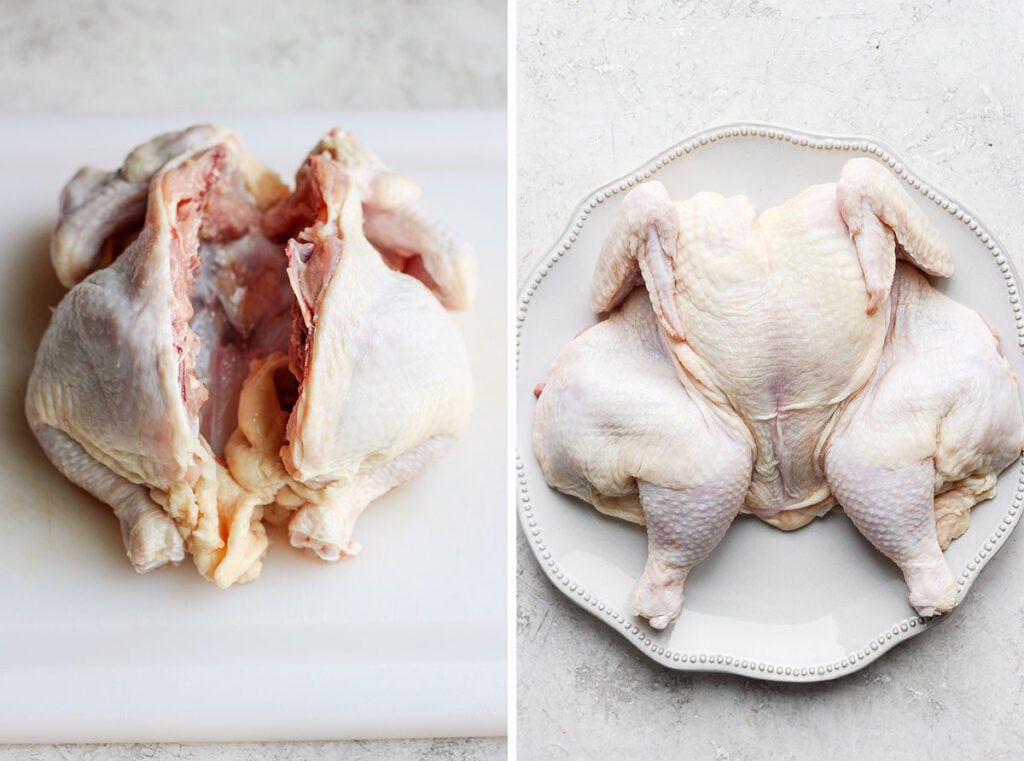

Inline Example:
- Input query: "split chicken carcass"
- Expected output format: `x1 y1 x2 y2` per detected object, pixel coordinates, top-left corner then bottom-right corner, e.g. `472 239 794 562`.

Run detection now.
533 158 1024 628
26 126 474 586
228 141 473 562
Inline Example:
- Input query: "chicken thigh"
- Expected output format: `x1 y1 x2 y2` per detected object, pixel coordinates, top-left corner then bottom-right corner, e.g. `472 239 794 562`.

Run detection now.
534 290 751 628
826 263 1024 614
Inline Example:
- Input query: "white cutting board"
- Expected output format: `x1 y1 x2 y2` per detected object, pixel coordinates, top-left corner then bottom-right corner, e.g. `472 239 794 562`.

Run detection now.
0 112 507 742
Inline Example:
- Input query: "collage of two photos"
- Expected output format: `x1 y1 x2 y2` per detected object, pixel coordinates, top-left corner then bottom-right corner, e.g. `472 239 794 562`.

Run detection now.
3 1 1024 758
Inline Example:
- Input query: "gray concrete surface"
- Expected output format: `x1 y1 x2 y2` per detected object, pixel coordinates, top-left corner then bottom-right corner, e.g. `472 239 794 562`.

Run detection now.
517 2 1024 759
0 740 507 761
0 0 506 757
0 0 505 111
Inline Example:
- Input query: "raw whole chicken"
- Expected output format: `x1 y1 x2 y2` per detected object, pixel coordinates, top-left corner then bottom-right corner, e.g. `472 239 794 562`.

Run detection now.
533 158 1024 628
26 126 474 587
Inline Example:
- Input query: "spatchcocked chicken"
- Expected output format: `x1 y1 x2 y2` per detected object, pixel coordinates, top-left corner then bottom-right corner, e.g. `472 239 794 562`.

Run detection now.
534 158 1024 628
26 126 474 587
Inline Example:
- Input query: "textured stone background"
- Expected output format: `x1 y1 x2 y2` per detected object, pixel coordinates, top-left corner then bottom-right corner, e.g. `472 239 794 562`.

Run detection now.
0 741 505 761
0 0 506 111
0 0 505 759
517 1 1024 759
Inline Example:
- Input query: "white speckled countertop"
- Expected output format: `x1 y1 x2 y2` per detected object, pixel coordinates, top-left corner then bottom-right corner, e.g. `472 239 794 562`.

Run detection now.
0 0 506 758
517 1 1024 759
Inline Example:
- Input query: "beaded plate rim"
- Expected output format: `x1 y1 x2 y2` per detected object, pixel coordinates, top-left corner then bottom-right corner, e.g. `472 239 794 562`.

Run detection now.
515 122 1024 682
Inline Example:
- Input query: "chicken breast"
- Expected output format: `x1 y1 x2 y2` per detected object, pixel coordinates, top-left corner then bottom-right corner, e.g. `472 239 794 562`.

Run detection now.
591 159 954 525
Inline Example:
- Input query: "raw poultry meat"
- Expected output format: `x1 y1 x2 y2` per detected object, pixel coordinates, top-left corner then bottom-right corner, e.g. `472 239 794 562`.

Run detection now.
533 158 1024 628
51 125 287 291
262 130 476 312
27 143 275 586
590 159 955 527
26 126 474 586
227 139 473 562
533 289 752 629
827 262 1024 614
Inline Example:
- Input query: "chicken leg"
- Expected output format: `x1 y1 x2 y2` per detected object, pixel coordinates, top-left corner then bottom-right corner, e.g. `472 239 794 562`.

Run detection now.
289 435 455 561
34 425 185 572
826 264 1024 615
534 289 752 629
827 451 956 614
635 475 748 629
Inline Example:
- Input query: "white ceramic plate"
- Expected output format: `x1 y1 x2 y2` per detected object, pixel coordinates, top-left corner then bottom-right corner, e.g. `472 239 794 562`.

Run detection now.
515 123 1024 682
0 112 506 741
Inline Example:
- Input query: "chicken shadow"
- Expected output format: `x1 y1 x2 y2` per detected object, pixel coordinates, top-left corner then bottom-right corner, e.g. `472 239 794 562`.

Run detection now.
1 223 127 539
4 222 64 451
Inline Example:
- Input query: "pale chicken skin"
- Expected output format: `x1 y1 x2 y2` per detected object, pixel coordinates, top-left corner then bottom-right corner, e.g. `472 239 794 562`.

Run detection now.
27 126 475 585
534 158 1024 627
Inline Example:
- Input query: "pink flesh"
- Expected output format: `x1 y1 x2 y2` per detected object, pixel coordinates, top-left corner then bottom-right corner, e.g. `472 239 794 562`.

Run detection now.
157 148 294 457
272 156 351 387
263 149 452 304
53 126 235 288
158 149 226 428
197 188 293 455
261 158 325 241
377 248 440 292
